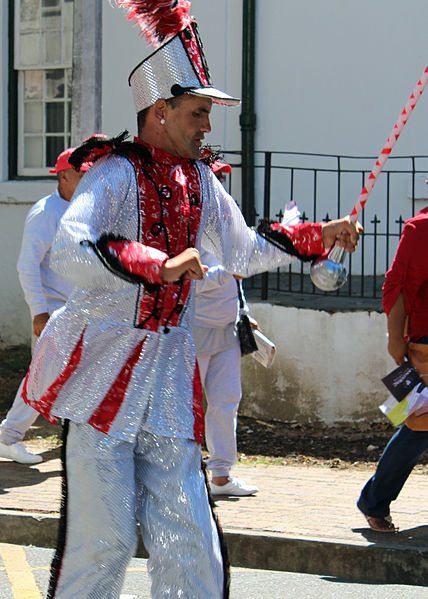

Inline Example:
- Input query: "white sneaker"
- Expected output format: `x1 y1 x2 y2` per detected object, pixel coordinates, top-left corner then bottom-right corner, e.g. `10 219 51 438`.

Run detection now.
0 440 42 464
210 478 259 496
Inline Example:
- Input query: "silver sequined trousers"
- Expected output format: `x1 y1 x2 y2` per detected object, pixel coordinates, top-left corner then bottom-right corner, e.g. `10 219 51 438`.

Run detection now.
53 422 224 598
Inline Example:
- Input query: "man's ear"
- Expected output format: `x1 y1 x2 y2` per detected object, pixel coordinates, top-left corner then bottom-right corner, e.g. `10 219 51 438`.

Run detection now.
153 98 167 123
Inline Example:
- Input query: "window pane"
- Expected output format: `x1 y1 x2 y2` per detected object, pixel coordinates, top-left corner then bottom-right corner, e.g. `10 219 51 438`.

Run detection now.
64 28 73 64
24 136 43 168
67 100 71 132
17 1 75 175
42 0 60 7
46 136 65 167
42 31 61 64
65 69 72 98
24 102 43 133
20 32 41 66
41 5 61 31
20 0 40 31
63 0 74 29
24 70 43 99
46 69 64 98
46 102 64 132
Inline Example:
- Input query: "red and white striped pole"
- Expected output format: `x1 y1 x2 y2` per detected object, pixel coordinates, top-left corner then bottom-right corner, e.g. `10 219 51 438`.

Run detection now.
349 65 428 223
311 65 428 291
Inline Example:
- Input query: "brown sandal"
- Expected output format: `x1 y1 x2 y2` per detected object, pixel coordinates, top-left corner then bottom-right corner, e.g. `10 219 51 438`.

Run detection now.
363 514 398 532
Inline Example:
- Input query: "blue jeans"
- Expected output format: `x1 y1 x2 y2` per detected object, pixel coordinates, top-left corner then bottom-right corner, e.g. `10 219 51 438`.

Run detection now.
357 424 428 517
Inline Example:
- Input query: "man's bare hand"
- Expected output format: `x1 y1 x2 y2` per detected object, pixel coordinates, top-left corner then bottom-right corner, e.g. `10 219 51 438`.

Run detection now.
387 334 408 366
386 292 407 365
33 312 49 337
161 248 207 282
322 217 363 252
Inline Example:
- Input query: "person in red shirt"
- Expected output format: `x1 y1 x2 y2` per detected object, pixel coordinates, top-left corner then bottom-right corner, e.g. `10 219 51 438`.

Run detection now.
357 206 428 532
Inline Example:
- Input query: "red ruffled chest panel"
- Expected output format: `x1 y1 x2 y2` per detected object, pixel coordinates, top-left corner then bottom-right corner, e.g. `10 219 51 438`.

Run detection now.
130 143 202 332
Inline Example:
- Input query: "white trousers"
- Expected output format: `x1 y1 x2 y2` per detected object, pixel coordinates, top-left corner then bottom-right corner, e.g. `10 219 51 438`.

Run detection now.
0 334 40 444
0 378 39 444
49 422 226 599
197 343 242 478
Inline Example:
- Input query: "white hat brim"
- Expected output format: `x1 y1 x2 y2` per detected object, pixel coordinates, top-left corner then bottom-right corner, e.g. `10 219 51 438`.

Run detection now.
188 86 240 106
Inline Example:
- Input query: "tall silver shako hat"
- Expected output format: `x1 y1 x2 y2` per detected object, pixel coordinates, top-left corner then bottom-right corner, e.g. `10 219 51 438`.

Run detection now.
117 0 240 112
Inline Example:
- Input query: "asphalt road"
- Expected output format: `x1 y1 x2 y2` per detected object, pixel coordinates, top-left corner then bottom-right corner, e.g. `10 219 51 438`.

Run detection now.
0 543 427 599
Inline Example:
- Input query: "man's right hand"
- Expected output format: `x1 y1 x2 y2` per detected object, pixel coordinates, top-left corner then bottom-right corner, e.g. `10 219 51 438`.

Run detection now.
161 248 207 282
33 312 50 337
321 216 362 252
387 334 408 366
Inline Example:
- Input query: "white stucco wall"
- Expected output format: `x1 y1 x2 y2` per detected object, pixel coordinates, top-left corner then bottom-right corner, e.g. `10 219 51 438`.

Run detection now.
256 1 428 156
253 1 428 221
241 303 393 425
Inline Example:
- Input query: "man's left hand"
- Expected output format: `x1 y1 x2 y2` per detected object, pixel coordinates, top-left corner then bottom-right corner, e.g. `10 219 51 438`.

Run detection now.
321 216 362 252
33 312 50 337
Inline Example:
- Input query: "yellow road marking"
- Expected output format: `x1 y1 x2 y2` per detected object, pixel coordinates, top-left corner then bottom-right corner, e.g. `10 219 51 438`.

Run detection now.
126 567 148 572
0 543 43 599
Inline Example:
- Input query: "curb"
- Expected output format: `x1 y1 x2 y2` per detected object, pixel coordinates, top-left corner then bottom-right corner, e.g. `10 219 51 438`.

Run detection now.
1 510 427 586
223 530 428 586
0 511 58 549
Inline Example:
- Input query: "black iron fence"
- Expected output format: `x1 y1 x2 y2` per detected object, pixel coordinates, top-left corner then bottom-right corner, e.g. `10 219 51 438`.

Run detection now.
221 150 428 308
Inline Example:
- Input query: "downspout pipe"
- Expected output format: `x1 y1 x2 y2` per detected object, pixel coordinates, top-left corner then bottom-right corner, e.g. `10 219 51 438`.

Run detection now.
240 0 257 225
8 0 18 179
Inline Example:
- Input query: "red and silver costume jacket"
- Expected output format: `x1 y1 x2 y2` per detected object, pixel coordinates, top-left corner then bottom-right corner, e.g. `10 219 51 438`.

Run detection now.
23 140 324 443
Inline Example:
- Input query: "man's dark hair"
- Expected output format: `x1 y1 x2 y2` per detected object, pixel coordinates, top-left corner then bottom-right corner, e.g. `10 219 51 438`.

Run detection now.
137 95 187 132
137 107 150 132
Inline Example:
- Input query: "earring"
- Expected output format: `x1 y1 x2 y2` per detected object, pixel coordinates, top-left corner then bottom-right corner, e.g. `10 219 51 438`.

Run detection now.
160 118 165 125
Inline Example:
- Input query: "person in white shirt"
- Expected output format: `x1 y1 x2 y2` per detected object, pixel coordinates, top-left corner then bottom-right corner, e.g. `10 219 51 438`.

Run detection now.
192 160 259 495
0 148 90 464
194 246 260 496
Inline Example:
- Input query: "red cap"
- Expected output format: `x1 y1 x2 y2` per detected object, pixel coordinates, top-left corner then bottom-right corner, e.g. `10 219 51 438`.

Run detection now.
211 160 232 175
83 133 109 142
48 147 92 174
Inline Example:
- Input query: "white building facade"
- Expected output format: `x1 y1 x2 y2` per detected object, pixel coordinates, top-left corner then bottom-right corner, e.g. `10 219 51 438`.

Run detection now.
1 0 427 423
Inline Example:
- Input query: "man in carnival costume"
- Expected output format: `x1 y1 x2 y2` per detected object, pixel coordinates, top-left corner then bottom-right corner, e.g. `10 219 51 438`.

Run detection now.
23 2 360 597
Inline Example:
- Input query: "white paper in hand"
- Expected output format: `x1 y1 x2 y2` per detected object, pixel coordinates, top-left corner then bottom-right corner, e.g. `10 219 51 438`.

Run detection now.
251 329 276 368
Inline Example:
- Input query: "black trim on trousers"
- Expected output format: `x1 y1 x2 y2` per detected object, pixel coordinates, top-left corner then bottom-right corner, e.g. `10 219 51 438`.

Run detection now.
47 419 70 599
202 460 231 599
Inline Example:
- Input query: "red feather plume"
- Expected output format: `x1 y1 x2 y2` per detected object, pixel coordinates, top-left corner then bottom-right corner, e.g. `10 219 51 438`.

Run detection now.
117 0 192 48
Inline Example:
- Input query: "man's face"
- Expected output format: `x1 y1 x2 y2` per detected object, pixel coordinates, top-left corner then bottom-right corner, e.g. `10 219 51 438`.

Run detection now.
163 95 212 159
57 168 85 201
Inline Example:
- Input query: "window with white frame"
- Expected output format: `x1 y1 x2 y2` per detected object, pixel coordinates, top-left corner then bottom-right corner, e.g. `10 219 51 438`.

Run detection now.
15 0 74 176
